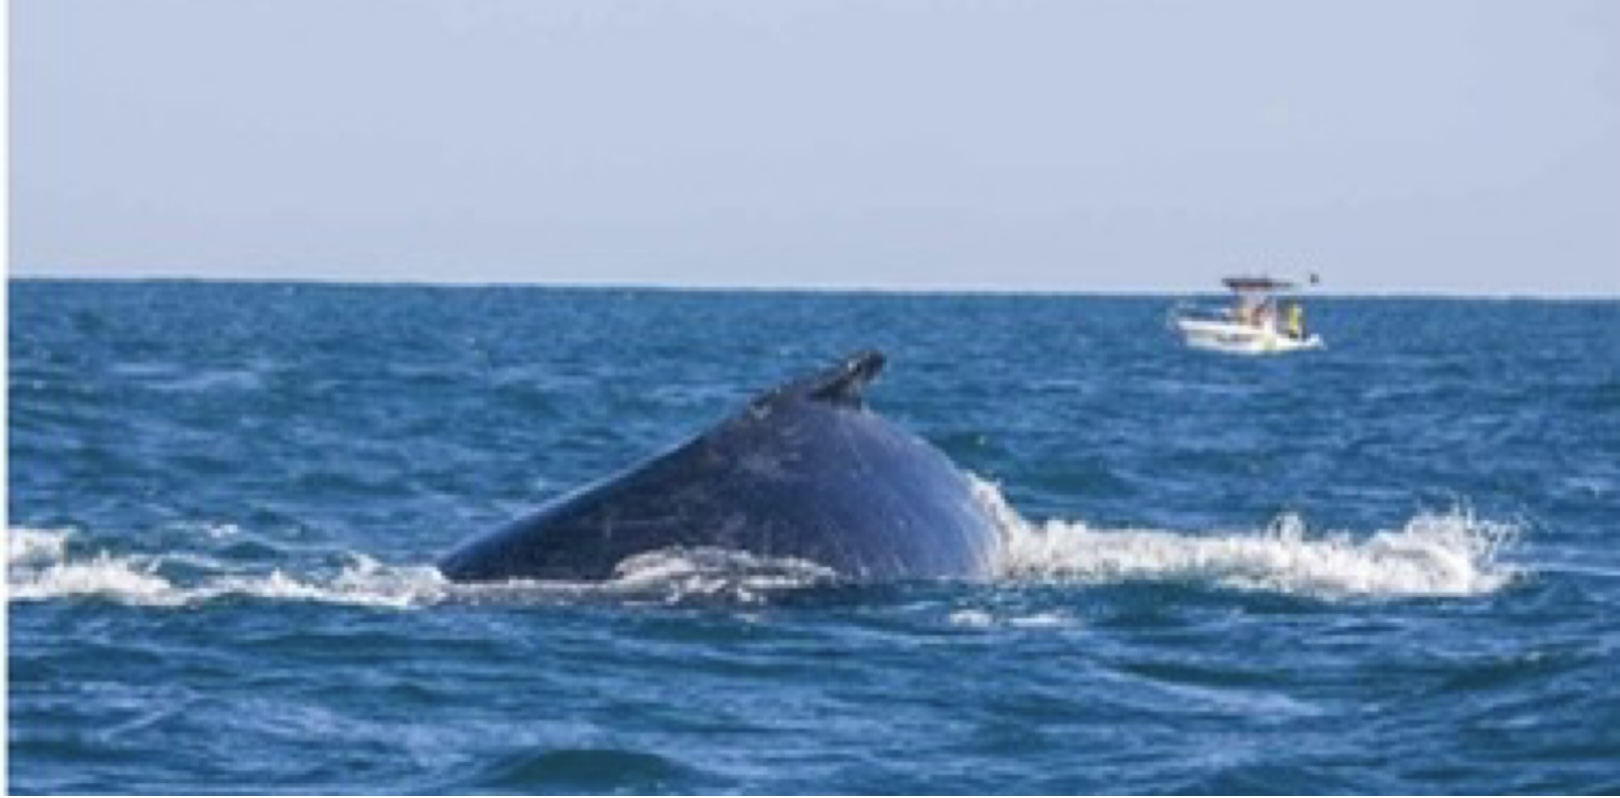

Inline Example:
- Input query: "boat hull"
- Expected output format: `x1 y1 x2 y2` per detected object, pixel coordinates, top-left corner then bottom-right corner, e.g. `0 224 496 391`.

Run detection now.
1173 317 1323 355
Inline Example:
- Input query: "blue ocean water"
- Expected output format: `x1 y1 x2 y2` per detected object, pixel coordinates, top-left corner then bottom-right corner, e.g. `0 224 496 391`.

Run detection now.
8 279 1619 794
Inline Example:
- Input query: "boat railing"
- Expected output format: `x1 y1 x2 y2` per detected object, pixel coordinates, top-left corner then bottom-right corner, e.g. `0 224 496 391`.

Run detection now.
1167 301 1236 326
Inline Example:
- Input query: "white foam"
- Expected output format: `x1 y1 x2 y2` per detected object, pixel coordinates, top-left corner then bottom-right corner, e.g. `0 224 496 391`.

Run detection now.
201 558 450 609
7 528 449 609
5 528 831 608
9 483 1520 608
9 527 72 566
8 551 183 606
948 608 995 627
947 608 1077 629
972 478 1519 599
607 546 837 604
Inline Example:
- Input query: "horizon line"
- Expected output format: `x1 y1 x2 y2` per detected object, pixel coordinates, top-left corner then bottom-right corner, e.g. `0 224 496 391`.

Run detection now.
9 271 1619 301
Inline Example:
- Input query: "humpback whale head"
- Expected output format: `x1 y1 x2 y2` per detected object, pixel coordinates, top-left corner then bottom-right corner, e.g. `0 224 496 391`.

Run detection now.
754 350 886 410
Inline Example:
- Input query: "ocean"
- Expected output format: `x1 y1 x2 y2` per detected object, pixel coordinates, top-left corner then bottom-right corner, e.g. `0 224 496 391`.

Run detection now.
8 280 1619 794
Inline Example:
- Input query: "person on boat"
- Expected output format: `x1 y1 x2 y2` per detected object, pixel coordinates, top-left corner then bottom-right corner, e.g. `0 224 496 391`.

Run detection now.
1287 302 1305 339
1238 297 1262 328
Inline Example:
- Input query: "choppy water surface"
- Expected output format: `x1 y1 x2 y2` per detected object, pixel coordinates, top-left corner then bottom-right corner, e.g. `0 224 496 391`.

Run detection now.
9 281 1619 794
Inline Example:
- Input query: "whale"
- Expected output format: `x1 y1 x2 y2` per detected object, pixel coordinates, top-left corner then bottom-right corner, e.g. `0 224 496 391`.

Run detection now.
437 351 1002 582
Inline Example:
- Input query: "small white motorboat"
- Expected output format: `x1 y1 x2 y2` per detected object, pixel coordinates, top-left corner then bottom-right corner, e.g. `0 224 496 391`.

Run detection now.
1170 275 1323 355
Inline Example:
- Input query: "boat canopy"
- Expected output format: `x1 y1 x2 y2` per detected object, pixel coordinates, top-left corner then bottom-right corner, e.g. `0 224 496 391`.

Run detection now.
1222 276 1297 293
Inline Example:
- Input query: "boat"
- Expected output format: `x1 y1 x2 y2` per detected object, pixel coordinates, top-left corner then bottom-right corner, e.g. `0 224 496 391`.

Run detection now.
1170 275 1324 355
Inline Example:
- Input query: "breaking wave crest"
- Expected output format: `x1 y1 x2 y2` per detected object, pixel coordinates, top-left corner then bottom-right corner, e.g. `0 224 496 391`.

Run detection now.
973 478 1520 598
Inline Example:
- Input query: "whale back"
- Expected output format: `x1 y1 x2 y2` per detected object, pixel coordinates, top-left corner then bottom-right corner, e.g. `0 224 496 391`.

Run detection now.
437 352 1000 582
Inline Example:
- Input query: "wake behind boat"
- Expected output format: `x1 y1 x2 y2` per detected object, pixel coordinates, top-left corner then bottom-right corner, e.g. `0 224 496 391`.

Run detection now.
1171 275 1324 355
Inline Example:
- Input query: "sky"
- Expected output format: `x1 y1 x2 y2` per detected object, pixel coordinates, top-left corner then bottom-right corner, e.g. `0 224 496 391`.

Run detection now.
12 0 1620 294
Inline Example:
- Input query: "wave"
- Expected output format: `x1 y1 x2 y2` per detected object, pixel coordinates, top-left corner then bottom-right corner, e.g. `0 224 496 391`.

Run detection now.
10 526 71 566
7 529 446 608
975 478 1519 599
5 529 832 609
7 483 1519 608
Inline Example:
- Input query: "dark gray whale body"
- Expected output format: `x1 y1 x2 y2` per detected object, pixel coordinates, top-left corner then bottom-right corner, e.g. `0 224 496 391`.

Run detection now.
438 351 1001 582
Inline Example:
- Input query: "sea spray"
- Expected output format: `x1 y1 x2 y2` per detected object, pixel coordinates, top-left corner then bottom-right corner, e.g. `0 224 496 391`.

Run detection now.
9 491 1519 607
7 528 448 608
972 477 1519 598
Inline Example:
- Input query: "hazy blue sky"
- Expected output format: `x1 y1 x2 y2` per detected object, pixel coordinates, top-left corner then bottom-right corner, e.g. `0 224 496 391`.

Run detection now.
13 0 1619 293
